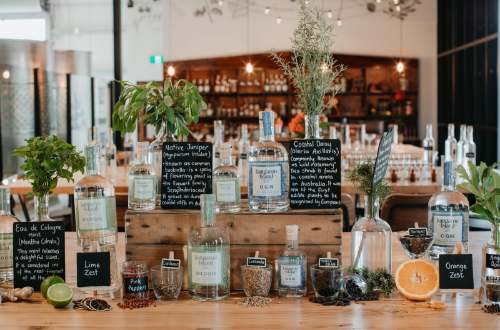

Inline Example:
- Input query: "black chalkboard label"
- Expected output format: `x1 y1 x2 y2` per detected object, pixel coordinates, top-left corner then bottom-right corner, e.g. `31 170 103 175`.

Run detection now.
486 254 500 270
318 258 339 268
439 254 474 290
76 252 110 287
161 142 213 209
289 139 341 209
246 257 267 268
161 258 181 269
13 221 65 290
124 276 148 294
409 228 427 237
372 128 394 189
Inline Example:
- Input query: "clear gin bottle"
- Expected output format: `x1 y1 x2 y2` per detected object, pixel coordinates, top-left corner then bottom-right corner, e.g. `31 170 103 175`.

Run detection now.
128 141 157 210
213 143 240 213
278 225 307 297
238 124 250 187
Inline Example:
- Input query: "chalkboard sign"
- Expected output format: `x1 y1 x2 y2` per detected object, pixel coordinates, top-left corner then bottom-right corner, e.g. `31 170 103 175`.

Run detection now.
246 257 267 268
372 128 394 189
76 252 110 287
486 254 500 270
13 221 65 289
161 142 213 209
439 254 474 290
124 276 148 295
289 139 341 209
409 228 428 237
318 258 339 268
161 258 181 269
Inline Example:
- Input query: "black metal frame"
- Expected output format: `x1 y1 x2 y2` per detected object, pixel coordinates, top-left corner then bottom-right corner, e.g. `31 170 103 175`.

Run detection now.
66 73 72 143
113 0 123 149
33 68 41 136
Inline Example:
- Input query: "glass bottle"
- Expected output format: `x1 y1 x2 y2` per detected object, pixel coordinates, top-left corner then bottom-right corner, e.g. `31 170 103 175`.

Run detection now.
482 222 500 305
428 160 469 259
33 193 52 221
104 128 117 175
444 123 457 162
213 120 224 169
248 111 289 212
464 126 476 168
351 196 392 272
75 145 119 295
149 124 175 206
456 125 467 170
421 124 434 181
0 187 18 284
188 194 230 301
213 143 240 213
238 124 250 187
128 141 157 210
278 225 307 297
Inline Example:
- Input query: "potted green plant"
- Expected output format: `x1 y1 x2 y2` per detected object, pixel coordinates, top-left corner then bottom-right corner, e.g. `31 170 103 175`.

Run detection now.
272 1 345 139
457 161 500 304
347 161 392 272
13 135 85 221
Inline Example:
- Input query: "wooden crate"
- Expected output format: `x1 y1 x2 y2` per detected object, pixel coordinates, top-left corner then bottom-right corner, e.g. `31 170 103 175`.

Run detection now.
125 208 342 290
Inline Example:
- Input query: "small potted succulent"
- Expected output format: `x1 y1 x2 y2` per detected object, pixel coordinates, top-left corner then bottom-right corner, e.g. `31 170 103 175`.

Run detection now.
13 135 85 221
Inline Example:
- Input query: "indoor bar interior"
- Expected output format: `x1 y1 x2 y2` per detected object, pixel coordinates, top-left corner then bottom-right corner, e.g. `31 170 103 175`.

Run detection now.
0 0 499 329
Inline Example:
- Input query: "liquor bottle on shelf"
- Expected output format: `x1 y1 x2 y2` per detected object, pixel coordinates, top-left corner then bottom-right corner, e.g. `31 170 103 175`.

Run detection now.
188 194 230 301
104 128 117 176
421 124 434 181
75 145 119 295
456 124 467 184
213 143 240 213
213 120 224 169
464 126 476 168
128 141 156 211
204 79 210 93
248 110 289 212
428 160 469 259
0 187 18 284
278 225 307 297
238 124 250 187
444 123 457 162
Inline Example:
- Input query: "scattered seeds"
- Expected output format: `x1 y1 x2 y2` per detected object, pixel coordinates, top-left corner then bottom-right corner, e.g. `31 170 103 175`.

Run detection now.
483 304 500 314
241 266 272 297
239 296 272 307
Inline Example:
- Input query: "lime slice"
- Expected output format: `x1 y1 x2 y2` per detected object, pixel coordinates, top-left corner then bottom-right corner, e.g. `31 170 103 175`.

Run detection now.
47 283 73 308
41 275 65 299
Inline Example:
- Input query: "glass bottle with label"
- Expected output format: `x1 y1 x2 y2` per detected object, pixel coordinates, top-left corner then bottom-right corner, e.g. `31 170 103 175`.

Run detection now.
75 145 119 295
213 120 224 169
128 141 157 210
149 124 175 206
483 222 500 305
421 124 434 181
464 126 476 168
444 123 457 162
248 110 289 212
188 194 230 301
278 225 307 297
238 124 250 187
428 160 469 259
456 124 467 180
104 128 117 176
0 187 18 285
213 143 240 213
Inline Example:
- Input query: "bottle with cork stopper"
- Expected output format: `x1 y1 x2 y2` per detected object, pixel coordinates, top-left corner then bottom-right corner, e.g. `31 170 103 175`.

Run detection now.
277 225 307 297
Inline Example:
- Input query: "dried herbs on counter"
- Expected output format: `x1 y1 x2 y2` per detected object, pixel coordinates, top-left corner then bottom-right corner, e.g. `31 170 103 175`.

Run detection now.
346 267 396 297
482 304 500 314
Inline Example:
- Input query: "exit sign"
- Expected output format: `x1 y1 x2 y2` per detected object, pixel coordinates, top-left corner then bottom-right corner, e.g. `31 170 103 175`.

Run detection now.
149 55 164 64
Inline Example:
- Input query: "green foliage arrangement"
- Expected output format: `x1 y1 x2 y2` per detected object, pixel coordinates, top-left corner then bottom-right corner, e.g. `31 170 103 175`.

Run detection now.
12 135 86 197
272 1 345 115
112 79 206 137
457 161 500 248
346 266 396 297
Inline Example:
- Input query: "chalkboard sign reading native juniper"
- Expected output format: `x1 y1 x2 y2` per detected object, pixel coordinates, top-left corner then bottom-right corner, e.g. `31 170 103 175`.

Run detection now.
372 128 394 189
439 254 474 290
161 142 212 209
289 139 341 209
76 252 111 287
13 221 65 289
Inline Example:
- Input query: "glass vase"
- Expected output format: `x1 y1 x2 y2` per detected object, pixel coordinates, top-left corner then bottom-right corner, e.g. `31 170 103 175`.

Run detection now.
149 123 176 206
33 194 52 221
482 222 500 305
351 196 392 272
304 114 321 139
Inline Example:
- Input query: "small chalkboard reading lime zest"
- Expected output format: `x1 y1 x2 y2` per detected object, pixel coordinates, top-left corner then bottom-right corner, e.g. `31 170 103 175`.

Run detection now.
13 221 65 290
409 228 428 237
372 128 394 189
77 252 111 287
161 142 213 209
318 258 339 268
438 254 474 290
161 258 181 270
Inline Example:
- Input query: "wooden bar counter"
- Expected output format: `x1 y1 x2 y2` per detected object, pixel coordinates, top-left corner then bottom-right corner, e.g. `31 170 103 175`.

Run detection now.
1 232 498 329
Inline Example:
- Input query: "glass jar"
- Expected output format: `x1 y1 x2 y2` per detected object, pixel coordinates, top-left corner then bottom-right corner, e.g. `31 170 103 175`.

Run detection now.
310 265 342 298
351 196 392 272
151 265 183 300
482 222 500 305
122 261 149 301
241 265 273 297
304 114 321 139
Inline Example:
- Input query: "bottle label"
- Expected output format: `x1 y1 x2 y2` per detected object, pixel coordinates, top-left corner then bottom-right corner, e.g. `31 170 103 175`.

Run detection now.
215 180 238 202
76 197 116 231
280 262 303 288
431 211 464 246
465 152 475 159
486 254 500 270
239 153 247 160
424 146 433 151
191 251 222 285
250 163 283 197
0 233 12 269
133 176 155 200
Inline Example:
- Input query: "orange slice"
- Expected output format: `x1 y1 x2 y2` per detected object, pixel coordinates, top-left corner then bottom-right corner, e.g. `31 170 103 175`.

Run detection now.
395 259 439 301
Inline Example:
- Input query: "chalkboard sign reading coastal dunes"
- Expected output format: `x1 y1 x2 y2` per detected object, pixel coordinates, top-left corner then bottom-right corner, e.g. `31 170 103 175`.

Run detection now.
13 221 65 289
372 128 394 189
289 139 341 209
161 142 212 209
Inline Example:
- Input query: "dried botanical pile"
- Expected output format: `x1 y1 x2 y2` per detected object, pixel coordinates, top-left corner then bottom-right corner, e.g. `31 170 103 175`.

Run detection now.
239 296 272 308
73 298 111 312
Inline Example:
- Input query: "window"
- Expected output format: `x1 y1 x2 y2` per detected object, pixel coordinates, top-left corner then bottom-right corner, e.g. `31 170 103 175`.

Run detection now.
0 18 46 41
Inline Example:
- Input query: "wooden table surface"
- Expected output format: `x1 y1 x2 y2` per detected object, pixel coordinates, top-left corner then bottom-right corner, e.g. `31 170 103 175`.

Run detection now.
1 231 497 329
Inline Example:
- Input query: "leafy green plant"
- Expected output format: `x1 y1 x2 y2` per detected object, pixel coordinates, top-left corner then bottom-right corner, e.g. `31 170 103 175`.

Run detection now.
12 135 85 197
112 78 206 137
457 161 500 248
272 1 345 115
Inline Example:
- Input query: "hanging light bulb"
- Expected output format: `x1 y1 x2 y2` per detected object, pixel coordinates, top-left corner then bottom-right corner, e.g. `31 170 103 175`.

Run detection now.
2 70 10 80
336 18 343 26
276 16 282 24
218 0 224 6
395 5 401 12
327 10 333 19
396 61 405 73
245 62 254 74
167 65 176 77
264 7 270 15
304 0 310 5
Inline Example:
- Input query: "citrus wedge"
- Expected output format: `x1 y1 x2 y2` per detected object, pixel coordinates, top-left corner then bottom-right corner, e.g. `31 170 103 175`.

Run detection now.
47 283 73 308
40 275 65 299
395 259 439 301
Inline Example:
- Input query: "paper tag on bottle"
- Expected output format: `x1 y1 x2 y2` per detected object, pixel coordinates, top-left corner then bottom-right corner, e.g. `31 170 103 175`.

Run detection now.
318 258 339 268
161 258 181 270
251 164 282 197
215 181 237 202
191 251 222 285
76 198 108 231
280 264 302 287
246 257 267 268
431 212 464 246
133 176 155 200
0 233 13 268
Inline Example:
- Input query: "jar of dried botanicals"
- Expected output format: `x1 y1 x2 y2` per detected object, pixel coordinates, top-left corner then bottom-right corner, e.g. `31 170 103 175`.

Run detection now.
310 265 342 298
122 261 149 301
241 253 273 297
